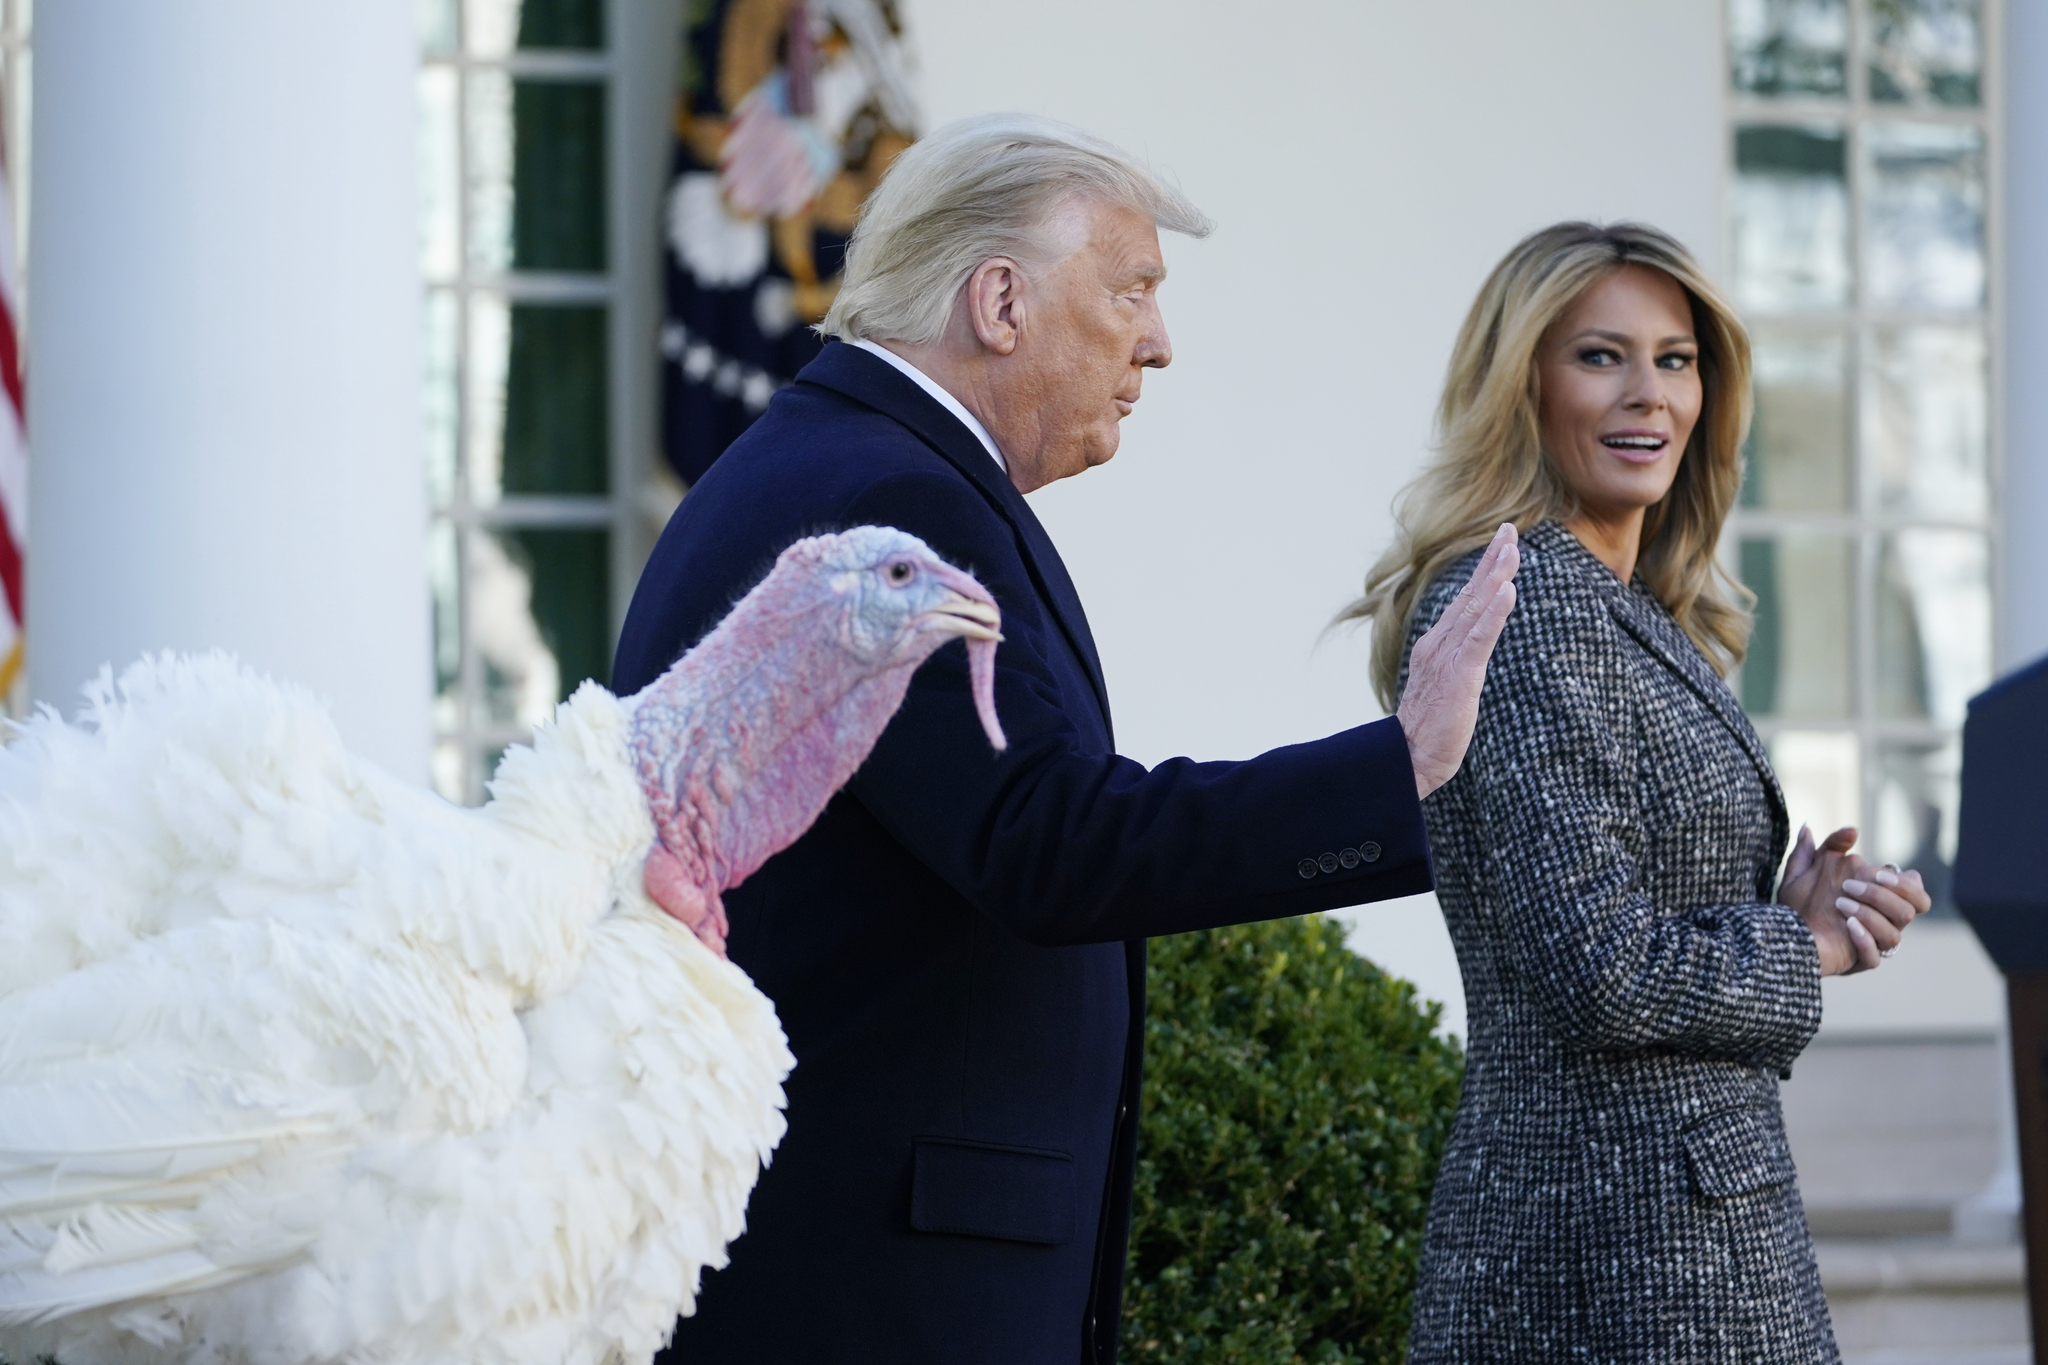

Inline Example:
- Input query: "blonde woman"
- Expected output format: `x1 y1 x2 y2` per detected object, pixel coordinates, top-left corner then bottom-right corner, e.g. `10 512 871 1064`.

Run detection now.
1356 223 1933 1362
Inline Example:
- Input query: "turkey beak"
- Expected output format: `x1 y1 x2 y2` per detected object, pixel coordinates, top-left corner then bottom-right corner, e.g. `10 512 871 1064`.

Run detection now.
923 592 1002 643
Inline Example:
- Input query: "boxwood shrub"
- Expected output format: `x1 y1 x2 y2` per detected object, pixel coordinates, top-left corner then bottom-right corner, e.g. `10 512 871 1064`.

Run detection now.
1121 914 1464 1365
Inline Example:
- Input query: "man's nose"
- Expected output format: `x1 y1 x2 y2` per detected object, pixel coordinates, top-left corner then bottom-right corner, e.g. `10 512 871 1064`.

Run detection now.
1136 298 1172 369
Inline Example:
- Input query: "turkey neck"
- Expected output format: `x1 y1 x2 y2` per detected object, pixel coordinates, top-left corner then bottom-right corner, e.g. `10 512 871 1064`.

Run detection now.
627 596 923 896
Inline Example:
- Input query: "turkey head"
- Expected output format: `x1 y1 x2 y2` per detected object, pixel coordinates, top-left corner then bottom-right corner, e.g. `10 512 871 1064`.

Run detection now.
628 526 1005 956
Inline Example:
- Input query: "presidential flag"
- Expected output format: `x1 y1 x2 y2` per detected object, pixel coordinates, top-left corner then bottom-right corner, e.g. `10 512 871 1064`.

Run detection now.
0 108 22 711
660 0 917 485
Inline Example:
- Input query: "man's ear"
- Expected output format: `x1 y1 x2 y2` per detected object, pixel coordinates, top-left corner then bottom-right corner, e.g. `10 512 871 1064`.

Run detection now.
964 258 1025 357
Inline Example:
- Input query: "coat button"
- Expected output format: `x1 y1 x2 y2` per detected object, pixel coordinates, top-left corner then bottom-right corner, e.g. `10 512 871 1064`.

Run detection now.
1318 853 1340 874
1359 841 1381 862
1339 848 1360 869
1297 858 1318 878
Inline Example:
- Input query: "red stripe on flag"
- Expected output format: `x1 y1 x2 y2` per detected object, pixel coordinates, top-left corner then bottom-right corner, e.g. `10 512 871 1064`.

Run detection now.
0 506 19 627
0 292 23 423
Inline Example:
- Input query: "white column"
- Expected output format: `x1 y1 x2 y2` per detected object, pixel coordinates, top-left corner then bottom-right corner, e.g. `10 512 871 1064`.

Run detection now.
2004 0 2048 673
27 0 428 779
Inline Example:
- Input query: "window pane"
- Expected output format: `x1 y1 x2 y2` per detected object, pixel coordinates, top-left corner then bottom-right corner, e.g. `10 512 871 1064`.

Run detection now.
431 517 462 703
418 0 457 53
464 0 604 56
466 72 608 273
477 743 513 800
1729 0 1846 97
1872 737 1959 916
417 66 460 279
463 0 518 56
1743 329 1849 512
1769 730 1861 844
425 288 459 506
518 0 602 49
472 527 609 726
432 739 466 805
467 293 509 501
1876 528 1990 727
1866 122 1985 310
1732 125 1849 312
507 303 608 495
1870 325 1987 520
465 68 513 273
466 298 609 501
512 80 606 271
1740 533 1853 719
1869 0 1981 107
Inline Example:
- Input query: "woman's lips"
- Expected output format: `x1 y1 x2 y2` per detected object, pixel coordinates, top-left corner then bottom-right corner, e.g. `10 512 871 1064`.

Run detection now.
1599 431 1668 464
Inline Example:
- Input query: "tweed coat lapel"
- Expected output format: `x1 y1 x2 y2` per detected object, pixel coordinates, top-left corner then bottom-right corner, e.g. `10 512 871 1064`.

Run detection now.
797 343 1116 737
1604 589 1785 827
1532 523 1788 849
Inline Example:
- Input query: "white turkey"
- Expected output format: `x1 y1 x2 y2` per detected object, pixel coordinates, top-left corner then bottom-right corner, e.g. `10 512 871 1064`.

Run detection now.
0 525 1006 1365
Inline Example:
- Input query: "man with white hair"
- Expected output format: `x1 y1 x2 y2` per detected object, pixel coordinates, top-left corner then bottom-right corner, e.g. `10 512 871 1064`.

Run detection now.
615 113 1517 1365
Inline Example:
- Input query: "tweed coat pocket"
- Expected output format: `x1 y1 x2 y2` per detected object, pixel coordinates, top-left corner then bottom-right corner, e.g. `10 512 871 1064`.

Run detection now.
1681 1105 1797 1198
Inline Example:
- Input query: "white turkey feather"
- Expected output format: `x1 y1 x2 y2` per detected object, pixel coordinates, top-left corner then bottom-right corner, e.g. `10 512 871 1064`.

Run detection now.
0 652 794 1365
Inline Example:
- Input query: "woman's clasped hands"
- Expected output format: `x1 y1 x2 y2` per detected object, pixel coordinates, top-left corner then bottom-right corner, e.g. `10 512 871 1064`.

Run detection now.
1778 824 1934 976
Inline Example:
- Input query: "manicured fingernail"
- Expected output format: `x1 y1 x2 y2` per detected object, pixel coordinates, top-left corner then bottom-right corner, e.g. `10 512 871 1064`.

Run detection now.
1843 880 1868 896
1875 869 1899 887
1836 898 1860 916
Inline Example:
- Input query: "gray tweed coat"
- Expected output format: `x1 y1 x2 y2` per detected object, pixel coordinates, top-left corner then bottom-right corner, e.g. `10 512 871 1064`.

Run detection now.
1401 520 1834 1364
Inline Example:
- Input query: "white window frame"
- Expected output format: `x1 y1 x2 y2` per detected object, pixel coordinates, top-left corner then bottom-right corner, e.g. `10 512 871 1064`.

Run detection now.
420 0 676 803
1722 0 2002 884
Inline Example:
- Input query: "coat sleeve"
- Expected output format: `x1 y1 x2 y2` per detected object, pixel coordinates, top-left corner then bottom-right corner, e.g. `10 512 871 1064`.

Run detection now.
835 470 1434 946
1435 580 1821 1072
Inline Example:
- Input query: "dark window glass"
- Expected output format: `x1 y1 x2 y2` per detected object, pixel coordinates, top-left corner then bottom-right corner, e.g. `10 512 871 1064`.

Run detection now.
1736 124 1847 177
513 80 607 271
1740 537 1781 715
504 303 609 495
517 0 604 50
504 527 611 697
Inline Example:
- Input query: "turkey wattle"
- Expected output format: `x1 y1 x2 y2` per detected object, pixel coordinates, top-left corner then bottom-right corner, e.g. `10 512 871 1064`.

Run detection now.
0 526 1004 1365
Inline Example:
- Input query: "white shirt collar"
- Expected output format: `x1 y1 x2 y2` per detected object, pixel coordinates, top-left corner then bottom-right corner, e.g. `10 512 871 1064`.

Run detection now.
850 338 1009 473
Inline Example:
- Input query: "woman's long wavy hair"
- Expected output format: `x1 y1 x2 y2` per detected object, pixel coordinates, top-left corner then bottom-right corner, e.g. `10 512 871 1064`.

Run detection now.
1349 221 1756 711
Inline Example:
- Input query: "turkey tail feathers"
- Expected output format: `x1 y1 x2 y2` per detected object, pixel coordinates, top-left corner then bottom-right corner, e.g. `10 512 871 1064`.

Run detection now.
0 654 794 1365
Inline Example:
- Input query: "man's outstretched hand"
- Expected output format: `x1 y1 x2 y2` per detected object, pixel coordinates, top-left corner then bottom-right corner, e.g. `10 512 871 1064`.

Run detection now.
1397 523 1520 798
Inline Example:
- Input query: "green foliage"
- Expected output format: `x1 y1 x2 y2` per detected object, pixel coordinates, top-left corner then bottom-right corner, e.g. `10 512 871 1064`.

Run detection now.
1122 915 1464 1365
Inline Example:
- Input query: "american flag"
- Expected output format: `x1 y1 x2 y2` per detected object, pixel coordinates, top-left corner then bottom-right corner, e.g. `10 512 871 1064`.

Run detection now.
0 110 20 707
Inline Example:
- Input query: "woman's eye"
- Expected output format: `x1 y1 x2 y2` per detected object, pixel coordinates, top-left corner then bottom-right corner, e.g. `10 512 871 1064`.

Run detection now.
1579 348 1619 366
1658 353 1695 371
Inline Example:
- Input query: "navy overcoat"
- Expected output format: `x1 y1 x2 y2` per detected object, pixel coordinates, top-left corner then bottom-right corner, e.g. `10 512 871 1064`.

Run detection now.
617 342 1432 1365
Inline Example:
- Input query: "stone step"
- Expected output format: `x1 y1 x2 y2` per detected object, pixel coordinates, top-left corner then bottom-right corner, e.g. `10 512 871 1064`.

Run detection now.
1818 1237 2029 1365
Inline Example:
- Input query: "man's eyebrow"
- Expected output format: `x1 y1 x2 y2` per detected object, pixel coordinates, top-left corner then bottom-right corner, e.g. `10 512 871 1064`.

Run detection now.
1126 263 1167 286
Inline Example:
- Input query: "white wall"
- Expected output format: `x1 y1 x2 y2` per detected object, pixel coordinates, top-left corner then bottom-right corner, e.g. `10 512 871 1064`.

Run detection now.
905 0 1727 1031
2003 0 2048 674
28 0 428 778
